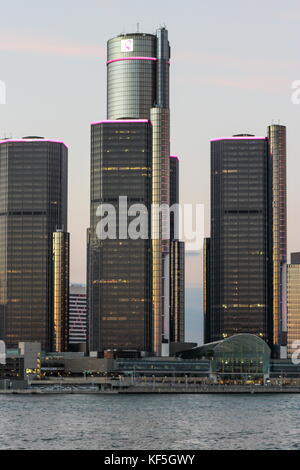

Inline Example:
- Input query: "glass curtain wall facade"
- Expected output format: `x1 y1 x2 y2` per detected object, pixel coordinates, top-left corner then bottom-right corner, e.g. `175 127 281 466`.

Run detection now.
179 334 271 382
0 138 68 351
268 125 287 355
151 106 170 355
88 28 172 356
207 136 273 345
287 256 300 358
88 121 152 352
169 156 185 344
52 230 70 352
170 240 185 343
69 284 87 347
203 237 211 344
107 34 157 120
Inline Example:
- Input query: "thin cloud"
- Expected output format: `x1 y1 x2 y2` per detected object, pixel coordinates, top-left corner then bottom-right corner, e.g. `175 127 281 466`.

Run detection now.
176 74 288 93
199 76 288 93
174 50 299 71
0 35 105 58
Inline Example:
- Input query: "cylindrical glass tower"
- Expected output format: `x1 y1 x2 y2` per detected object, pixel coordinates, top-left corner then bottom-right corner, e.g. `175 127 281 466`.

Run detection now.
107 33 157 120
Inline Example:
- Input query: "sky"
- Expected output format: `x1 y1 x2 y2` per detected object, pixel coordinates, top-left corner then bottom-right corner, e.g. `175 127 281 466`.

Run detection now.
0 0 299 296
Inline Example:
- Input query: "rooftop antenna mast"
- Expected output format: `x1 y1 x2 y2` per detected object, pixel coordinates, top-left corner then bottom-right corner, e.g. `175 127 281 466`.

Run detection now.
136 22 140 33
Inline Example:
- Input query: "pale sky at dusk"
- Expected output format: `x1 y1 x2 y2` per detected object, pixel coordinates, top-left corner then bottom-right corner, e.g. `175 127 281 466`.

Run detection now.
1 0 299 292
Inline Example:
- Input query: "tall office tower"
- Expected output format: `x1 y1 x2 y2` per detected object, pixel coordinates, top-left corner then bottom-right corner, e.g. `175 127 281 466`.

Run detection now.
52 230 70 352
170 240 185 343
169 156 185 344
88 28 171 356
287 254 300 358
69 284 87 348
268 125 287 357
0 138 68 351
206 135 273 345
203 238 211 344
88 120 152 352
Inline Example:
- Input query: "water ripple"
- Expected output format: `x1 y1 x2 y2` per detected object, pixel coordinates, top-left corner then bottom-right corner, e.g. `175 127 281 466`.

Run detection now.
0 394 300 449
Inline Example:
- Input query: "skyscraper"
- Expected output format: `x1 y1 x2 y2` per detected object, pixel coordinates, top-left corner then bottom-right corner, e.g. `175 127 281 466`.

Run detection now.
52 230 70 352
69 284 87 348
268 125 287 357
170 240 185 344
205 135 273 345
169 155 185 344
287 254 300 358
88 27 173 356
203 237 211 344
88 120 153 353
0 137 68 351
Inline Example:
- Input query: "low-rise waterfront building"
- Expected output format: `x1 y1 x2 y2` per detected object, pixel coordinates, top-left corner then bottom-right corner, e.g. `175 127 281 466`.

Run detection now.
177 334 271 383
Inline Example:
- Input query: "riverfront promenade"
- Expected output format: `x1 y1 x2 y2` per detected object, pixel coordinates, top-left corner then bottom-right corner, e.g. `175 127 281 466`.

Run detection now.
2 382 300 395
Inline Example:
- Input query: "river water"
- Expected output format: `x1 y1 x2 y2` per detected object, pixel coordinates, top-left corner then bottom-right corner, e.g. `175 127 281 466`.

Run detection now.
0 393 299 450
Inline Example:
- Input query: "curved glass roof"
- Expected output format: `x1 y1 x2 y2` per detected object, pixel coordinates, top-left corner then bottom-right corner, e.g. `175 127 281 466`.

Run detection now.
0 340 5 365
178 334 271 362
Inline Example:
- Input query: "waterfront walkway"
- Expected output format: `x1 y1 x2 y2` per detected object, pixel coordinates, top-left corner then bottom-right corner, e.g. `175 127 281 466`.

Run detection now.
2 384 300 394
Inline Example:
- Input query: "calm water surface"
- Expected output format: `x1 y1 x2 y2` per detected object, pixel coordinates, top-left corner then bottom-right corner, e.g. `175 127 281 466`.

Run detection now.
0 394 300 450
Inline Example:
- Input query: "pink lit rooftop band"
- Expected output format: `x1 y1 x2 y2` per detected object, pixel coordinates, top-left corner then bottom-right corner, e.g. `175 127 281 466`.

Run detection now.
107 57 170 65
0 138 68 148
210 136 267 142
91 119 150 125
107 57 157 65
170 155 179 160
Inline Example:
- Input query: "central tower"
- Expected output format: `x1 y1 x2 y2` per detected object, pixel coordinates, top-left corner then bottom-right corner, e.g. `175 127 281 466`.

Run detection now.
88 28 171 356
